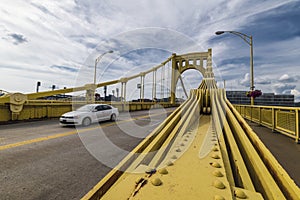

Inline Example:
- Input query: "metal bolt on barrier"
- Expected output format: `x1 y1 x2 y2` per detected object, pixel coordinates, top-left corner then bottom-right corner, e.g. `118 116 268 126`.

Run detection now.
214 195 225 200
212 170 224 177
151 178 162 186
211 153 220 159
234 189 247 199
212 147 219 151
165 161 173 166
158 168 168 175
213 180 226 189
210 162 222 168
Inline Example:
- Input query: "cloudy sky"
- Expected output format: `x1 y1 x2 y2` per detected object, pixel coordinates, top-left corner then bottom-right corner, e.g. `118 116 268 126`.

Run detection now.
1 0 299 101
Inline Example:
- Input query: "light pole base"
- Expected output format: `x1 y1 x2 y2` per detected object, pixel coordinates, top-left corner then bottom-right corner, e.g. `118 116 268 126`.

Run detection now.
251 97 254 105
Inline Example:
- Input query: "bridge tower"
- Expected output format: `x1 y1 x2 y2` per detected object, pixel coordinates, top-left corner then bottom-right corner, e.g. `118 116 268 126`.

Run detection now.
170 48 213 104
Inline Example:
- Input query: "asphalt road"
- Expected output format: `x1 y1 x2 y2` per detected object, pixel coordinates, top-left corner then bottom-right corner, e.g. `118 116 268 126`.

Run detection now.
0 107 176 200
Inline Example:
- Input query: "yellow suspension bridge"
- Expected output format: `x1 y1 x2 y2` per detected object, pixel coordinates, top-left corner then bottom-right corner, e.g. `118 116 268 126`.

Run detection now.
0 49 299 200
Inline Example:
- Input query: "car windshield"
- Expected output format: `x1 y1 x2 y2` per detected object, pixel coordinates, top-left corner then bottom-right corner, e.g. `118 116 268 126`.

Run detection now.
76 105 95 112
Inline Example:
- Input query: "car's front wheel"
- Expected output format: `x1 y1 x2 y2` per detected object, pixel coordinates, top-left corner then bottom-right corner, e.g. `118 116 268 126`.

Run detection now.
110 114 117 122
82 117 91 126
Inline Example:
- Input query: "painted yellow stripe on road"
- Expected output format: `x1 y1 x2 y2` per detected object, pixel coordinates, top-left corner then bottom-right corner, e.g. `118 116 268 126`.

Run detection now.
0 130 77 151
0 111 172 151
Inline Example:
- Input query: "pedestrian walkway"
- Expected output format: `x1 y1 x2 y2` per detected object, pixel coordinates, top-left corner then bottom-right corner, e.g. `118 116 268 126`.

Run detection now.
247 120 300 187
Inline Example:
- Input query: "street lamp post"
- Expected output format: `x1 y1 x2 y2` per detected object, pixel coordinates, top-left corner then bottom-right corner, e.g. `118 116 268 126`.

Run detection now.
94 50 114 85
215 31 254 105
87 50 113 103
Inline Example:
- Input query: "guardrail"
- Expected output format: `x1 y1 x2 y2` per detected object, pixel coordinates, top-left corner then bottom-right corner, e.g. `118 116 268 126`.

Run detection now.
0 101 179 122
233 105 300 143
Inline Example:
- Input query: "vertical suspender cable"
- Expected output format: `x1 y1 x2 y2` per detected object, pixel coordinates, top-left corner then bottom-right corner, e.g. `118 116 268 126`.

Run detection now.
161 65 163 100
168 61 171 100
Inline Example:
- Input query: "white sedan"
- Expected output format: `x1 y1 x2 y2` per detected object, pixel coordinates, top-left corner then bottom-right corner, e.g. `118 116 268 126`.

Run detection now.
59 104 119 126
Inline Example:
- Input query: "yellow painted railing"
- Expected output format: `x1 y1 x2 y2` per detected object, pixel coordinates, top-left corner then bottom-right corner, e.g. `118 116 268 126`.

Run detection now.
0 101 178 122
233 105 300 143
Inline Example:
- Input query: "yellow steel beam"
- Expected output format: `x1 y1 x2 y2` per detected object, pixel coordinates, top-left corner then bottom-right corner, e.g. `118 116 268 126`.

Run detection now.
147 91 201 168
82 97 190 200
82 86 300 199
82 106 182 199
92 115 234 200
126 94 194 172
228 100 300 199
225 100 286 199
212 90 255 191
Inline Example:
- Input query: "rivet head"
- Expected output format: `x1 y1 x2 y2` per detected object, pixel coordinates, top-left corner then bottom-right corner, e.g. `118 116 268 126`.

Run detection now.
158 168 168 175
213 180 226 189
165 161 173 166
214 195 225 200
175 148 181 152
151 178 162 186
180 143 185 146
210 162 221 168
184 139 188 141
171 155 177 159
211 153 220 159
234 189 247 199
212 170 224 177
212 147 219 151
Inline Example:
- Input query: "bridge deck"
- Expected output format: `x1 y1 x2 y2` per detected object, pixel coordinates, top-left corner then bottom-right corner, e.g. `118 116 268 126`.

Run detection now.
247 120 300 187
100 116 236 200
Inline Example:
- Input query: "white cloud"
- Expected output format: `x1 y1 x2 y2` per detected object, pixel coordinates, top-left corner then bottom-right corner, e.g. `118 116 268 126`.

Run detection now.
240 73 250 87
272 83 296 94
279 74 289 81
291 89 300 96
0 0 299 100
278 74 298 83
291 89 300 102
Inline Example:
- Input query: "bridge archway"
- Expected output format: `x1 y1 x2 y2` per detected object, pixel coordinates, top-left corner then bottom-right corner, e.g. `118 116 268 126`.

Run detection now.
175 69 203 99
170 49 213 104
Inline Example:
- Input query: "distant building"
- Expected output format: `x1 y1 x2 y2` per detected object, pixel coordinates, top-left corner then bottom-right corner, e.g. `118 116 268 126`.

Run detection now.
40 94 73 101
226 91 294 106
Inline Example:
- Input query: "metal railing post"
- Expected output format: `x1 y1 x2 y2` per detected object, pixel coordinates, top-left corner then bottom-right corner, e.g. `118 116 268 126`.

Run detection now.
296 109 299 143
250 106 253 122
272 108 275 132
259 107 262 125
